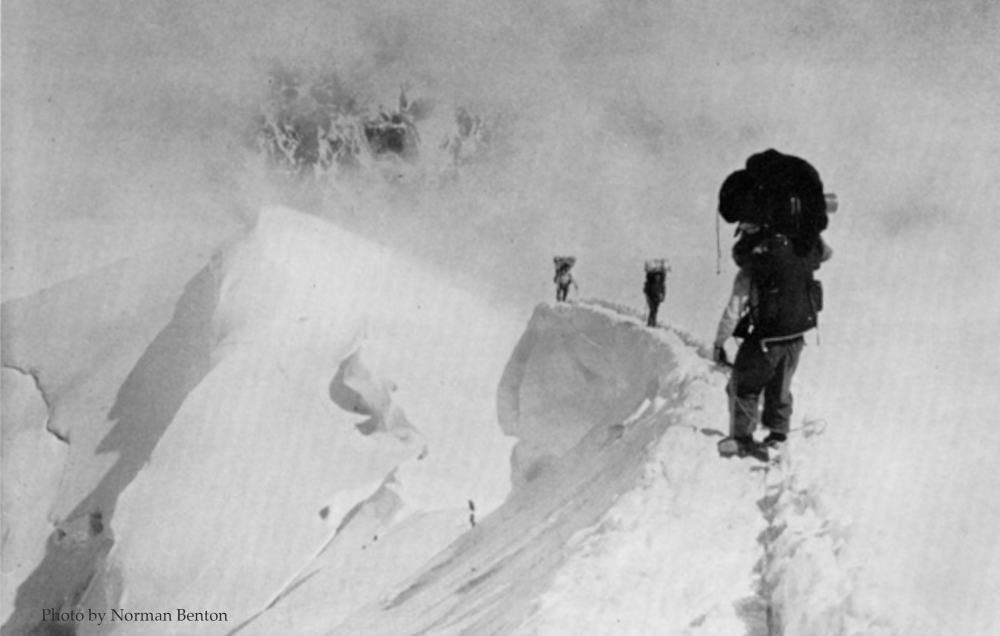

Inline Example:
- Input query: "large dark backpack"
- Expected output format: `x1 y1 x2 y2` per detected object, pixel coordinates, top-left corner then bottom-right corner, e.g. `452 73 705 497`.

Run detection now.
718 149 828 242
644 270 666 301
741 234 824 341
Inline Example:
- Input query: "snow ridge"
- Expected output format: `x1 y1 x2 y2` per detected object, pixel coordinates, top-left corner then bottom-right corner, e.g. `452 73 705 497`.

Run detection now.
497 303 884 636
759 435 899 636
316 302 878 636
4 227 893 636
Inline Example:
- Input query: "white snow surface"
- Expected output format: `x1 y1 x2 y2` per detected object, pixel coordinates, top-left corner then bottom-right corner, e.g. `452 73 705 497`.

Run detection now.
1 207 522 634
314 302 904 636
3 208 998 636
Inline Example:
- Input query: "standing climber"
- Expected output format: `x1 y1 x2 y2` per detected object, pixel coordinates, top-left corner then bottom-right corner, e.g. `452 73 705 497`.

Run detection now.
553 256 578 302
713 149 836 460
714 224 832 459
643 259 670 327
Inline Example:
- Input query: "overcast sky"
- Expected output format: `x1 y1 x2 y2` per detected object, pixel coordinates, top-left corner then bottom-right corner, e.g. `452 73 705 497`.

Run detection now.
3 0 999 336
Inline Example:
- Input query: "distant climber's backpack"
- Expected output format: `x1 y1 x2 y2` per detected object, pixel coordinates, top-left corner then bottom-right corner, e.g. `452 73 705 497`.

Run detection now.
742 235 824 341
644 270 665 301
718 149 829 241
553 256 576 287
643 259 669 301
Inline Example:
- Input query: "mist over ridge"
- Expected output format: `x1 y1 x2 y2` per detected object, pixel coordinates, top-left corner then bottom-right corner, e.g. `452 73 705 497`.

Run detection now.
6 0 998 328
3 3 999 632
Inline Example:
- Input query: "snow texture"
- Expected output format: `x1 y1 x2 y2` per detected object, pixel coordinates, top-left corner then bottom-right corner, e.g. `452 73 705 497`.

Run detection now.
2 207 997 636
1 207 520 635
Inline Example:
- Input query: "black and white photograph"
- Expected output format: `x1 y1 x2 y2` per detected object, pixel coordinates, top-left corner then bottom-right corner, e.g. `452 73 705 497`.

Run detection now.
2 1 998 634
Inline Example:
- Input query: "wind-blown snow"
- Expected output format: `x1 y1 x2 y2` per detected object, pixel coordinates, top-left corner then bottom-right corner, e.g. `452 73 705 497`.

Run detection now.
91 206 521 635
1 368 62 617
1 206 523 635
2 231 229 632
296 302 991 636
4 236 998 634
323 303 774 636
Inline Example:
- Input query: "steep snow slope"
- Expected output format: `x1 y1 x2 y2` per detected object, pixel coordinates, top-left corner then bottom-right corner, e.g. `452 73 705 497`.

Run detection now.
5 221 993 635
1 207 522 636
2 234 228 629
310 303 928 636
317 304 813 635
0 368 62 619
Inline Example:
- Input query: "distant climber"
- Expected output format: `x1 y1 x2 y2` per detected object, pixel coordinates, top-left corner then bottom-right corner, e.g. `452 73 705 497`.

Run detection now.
712 149 837 461
643 259 670 327
553 257 578 302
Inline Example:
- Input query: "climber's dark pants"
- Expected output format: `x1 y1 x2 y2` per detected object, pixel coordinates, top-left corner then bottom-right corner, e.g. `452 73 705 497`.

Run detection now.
646 296 662 327
556 286 569 302
728 336 804 438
